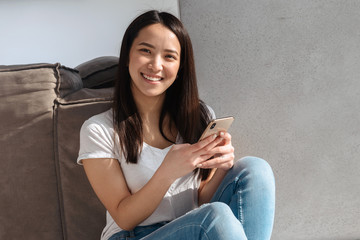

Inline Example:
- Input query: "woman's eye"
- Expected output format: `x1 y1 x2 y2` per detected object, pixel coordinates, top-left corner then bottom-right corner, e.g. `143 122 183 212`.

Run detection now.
140 48 151 54
165 55 176 60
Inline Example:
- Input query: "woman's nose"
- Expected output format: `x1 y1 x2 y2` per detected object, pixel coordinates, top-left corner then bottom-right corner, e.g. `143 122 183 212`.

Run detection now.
148 56 163 71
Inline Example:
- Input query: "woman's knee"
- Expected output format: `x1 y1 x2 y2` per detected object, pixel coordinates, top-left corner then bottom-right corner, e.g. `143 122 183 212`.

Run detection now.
236 156 274 179
202 202 232 218
200 202 239 226
199 202 246 239
234 156 275 191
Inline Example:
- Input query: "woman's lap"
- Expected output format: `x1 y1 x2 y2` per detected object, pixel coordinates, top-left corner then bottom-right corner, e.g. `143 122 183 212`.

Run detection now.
140 202 246 240
109 203 245 240
109 156 275 240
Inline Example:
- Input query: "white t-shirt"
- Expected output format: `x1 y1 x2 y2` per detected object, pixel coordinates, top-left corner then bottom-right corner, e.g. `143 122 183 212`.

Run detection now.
77 109 209 240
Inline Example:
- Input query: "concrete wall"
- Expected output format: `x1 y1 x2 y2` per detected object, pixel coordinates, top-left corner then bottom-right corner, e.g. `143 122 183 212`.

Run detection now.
179 0 360 239
0 0 179 67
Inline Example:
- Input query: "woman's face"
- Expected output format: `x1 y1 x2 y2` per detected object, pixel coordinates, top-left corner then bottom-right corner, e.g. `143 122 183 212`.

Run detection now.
128 23 181 102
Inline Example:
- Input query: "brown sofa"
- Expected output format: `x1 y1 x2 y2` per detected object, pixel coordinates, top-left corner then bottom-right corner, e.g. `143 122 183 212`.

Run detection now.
0 57 119 239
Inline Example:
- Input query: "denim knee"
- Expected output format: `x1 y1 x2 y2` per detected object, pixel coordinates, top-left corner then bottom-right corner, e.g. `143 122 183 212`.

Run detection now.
201 201 233 219
200 202 241 228
208 157 275 240
235 156 275 186
200 202 246 238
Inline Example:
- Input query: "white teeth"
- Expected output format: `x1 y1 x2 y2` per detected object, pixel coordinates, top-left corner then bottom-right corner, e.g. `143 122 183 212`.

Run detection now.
142 73 162 81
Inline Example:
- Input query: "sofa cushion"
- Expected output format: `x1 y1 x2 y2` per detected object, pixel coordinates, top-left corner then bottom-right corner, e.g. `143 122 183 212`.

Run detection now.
54 88 113 240
75 56 119 89
0 64 63 239
0 61 112 239
58 66 83 98
0 63 83 98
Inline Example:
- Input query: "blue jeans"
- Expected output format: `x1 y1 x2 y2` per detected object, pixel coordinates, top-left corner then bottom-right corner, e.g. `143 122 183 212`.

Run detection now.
109 156 275 240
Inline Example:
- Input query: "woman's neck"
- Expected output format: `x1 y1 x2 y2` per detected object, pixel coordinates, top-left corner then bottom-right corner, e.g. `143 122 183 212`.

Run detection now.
132 91 177 147
132 91 165 121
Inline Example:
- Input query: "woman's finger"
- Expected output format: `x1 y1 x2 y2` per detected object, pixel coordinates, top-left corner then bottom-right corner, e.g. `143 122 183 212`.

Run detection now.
218 131 232 146
206 144 234 157
191 134 223 154
190 134 217 152
197 153 234 169
196 136 224 155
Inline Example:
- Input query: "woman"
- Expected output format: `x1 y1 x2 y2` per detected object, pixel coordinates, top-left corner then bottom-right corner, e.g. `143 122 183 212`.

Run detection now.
78 10 275 240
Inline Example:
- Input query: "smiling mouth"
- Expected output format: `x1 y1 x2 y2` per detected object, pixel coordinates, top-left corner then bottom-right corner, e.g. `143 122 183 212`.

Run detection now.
141 73 164 81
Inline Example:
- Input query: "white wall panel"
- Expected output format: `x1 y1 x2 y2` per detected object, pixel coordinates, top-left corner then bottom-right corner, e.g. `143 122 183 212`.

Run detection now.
0 0 179 67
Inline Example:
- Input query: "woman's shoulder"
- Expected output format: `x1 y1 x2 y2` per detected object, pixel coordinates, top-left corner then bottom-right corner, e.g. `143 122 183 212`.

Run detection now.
81 108 113 133
206 105 216 119
200 101 216 119
84 108 112 124
78 108 118 164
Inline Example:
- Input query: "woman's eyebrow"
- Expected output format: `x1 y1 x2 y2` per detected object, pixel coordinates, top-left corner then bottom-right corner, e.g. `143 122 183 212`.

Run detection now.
139 42 155 49
138 42 179 56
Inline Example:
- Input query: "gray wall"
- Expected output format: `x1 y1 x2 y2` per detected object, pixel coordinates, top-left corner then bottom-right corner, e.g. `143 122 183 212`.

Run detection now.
180 0 360 239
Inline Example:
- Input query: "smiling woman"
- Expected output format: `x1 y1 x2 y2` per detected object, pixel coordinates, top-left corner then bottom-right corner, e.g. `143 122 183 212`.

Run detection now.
77 10 275 240
128 24 181 101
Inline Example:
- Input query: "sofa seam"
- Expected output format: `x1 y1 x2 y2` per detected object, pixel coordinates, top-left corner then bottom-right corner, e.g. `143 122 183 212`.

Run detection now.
55 98 113 106
0 63 57 72
53 67 67 240
0 63 79 73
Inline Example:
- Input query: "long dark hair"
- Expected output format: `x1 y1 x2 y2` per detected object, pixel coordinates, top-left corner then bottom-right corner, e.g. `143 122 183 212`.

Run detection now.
113 10 212 180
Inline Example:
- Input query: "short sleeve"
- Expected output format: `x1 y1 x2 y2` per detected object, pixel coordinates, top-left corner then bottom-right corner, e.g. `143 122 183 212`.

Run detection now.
206 104 216 119
77 118 117 165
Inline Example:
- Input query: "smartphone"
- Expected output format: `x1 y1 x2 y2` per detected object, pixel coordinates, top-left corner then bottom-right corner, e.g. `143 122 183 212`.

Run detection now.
198 116 234 141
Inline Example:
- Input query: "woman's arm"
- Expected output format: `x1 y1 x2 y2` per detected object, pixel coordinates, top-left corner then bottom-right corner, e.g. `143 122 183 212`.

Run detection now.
82 133 222 231
198 168 229 205
198 132 235 205
83 158 173 231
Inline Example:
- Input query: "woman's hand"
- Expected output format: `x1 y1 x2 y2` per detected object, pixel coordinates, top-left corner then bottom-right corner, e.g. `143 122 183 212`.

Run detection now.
158 133 224 181
197 131 235 205
196 131 235 171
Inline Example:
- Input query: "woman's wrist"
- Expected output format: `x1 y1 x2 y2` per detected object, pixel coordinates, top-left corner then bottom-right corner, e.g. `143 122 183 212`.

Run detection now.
153 165 177 186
